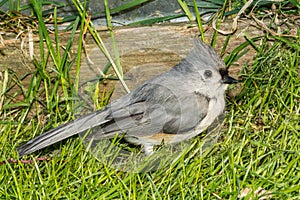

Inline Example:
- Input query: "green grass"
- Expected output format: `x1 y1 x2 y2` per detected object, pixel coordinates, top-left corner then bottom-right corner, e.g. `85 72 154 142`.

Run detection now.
1 0 300 199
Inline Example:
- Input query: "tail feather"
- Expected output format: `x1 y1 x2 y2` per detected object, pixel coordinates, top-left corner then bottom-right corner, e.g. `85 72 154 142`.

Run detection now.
18 110 109 157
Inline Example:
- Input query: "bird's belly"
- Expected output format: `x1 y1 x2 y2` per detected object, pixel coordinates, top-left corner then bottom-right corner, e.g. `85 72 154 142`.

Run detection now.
125 130 200 146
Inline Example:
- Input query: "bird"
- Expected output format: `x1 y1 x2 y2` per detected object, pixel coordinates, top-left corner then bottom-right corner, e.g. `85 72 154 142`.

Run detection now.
18 39 237 157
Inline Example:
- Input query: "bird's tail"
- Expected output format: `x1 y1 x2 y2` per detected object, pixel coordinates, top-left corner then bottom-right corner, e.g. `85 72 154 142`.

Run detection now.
18 110 109 157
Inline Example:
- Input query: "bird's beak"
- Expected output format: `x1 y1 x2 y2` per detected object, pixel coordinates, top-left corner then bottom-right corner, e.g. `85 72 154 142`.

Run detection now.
222 75 238 84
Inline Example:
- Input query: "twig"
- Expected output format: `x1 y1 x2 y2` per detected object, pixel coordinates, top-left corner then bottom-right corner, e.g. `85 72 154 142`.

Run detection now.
250 13 298 38
0 157 52 165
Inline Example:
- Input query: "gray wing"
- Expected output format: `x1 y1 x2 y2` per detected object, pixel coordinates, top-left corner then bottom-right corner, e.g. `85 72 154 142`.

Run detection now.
87 80 209 140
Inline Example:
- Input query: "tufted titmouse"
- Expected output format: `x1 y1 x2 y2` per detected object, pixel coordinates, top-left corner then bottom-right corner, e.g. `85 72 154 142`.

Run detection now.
18 39 237 157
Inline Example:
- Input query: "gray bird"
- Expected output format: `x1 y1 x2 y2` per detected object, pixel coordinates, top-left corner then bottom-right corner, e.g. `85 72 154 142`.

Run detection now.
18 39 237 157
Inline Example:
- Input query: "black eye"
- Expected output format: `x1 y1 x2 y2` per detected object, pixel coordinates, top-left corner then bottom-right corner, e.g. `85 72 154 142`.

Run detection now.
204 70 212 78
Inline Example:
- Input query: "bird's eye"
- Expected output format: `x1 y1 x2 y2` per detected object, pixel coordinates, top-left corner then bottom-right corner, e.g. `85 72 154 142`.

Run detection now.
204 70 212 78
